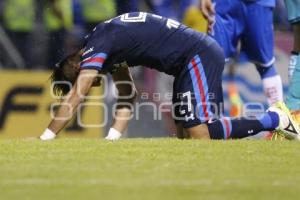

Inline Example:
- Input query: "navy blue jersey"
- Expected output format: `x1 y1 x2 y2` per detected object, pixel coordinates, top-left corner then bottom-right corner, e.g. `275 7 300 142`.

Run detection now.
80 12 215 75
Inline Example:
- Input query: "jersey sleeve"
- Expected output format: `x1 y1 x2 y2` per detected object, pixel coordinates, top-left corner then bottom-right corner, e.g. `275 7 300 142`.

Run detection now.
80 27 111 71
81 52 108 71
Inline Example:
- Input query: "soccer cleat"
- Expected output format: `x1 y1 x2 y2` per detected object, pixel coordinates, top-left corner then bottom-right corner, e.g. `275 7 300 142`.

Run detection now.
268 102 300 140
291 110 300 125
270 131 285 141
264 131 284 141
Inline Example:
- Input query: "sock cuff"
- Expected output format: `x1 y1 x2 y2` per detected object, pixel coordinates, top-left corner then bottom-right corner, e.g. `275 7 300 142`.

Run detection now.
268 111 280 129
207 120 225 140
220 118 232 139
256 65 278 79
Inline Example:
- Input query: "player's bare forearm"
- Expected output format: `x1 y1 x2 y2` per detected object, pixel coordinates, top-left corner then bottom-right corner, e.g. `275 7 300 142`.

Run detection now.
111 107 133 134
199 0 215 33
106 67 137 140
40 69 98 140
112 67 137 133
47 86 83 134
107 97 136 140
199 0 215 19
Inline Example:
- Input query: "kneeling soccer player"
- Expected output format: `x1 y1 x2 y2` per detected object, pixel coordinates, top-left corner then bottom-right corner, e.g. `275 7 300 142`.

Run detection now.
40 12 300 141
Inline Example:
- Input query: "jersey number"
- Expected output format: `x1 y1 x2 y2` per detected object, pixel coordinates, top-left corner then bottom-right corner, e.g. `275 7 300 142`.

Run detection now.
117 12 180 29
166 18 180 29
120 12 147 22
179 91 195 122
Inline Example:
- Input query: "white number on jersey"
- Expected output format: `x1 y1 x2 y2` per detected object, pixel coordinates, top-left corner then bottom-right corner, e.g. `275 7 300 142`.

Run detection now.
105 12 180 29
180 91 192 115
179 91 195 122
120 12 147 22
166 19 180 29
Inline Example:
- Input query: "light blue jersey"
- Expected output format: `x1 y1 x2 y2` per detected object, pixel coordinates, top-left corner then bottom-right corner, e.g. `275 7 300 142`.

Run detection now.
284 1 300 109
284 0 300 24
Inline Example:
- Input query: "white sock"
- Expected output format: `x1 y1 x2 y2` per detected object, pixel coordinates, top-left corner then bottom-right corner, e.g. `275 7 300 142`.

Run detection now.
105 128 122 141
40 129 56 141
262 75 283 105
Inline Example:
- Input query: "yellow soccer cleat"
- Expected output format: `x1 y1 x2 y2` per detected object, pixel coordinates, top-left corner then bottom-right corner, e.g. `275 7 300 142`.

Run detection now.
268 102 300 140
270 131 285 141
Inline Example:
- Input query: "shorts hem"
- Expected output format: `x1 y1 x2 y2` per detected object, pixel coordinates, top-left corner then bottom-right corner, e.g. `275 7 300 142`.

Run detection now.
182 121 204 129
250 57 275 67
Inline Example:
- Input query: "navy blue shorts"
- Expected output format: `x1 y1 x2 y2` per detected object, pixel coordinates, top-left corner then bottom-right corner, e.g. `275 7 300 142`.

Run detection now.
172 41 225 128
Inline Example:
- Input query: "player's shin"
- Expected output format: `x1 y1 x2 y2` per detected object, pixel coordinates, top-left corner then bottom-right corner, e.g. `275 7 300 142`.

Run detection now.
206 112 279 139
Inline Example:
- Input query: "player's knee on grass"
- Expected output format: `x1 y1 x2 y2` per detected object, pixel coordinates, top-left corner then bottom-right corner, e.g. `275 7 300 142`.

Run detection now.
176 123 191 139
184 124 210 139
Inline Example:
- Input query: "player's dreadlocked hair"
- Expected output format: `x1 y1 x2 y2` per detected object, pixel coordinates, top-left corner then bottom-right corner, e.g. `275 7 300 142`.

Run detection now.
51 51 82 96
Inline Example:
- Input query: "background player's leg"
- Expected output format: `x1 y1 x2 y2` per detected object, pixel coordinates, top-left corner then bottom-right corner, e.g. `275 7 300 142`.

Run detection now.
283 0 300 123
256 64 283 105
286 24 300 110
242 3 283 105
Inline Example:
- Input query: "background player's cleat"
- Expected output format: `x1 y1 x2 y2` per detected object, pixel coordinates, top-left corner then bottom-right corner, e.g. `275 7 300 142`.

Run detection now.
291 110 300 125
268 102 300 140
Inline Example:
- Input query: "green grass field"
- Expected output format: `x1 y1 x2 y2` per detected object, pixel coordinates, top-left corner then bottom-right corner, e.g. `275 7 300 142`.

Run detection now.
0 139 300 200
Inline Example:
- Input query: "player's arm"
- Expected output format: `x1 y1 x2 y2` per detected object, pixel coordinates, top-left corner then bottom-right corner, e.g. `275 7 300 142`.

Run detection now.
105 67 137 141
199 0 215 33
40 69 98 140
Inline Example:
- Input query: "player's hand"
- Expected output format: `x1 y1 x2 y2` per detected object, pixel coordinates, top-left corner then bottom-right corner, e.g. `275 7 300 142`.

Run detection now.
199 0 215 33
105 128 122 141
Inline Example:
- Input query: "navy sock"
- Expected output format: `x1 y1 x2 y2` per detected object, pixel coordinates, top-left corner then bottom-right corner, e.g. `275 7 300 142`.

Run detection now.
256 64 277 79
257 111 279 130
207 112 279 139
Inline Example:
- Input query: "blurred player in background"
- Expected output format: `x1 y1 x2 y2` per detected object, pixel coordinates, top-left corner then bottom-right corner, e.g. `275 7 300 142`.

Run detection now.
285 0 300 122
116 0 139 15
147 0 193 20
43 0 74 69
199 0 283 107
38 12 299 141
183 2 208 33
80 0 116 33
2 0 35 68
